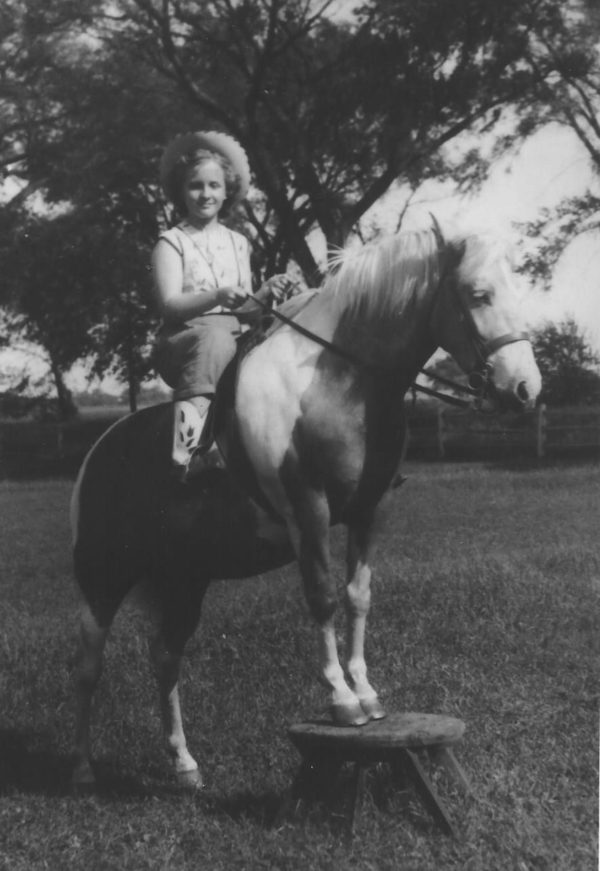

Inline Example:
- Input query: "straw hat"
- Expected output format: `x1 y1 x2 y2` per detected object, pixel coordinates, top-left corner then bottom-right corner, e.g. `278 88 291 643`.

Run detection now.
159 130 251 205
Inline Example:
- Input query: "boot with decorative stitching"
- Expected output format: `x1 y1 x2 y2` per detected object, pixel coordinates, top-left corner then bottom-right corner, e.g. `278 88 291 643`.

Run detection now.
171 399 209 481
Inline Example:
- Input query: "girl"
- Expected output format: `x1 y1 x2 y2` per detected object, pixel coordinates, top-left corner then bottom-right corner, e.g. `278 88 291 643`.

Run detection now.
153 131 292 479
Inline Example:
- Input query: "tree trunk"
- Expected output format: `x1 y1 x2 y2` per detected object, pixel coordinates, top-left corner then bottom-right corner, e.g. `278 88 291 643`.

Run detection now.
50 359 77 421
127 373 138 413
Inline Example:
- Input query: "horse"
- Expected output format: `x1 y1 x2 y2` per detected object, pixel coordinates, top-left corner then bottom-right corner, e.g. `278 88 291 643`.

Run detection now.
70 220 541 790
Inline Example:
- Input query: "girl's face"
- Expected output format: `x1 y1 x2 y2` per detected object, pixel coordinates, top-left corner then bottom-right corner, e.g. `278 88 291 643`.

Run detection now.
182 159 227 226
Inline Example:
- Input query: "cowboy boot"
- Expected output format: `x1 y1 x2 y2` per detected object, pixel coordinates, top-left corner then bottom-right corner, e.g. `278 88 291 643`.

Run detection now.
171 398 210 480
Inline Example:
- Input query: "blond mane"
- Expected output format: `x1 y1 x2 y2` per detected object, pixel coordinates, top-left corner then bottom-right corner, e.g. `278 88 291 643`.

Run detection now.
320 229 442 322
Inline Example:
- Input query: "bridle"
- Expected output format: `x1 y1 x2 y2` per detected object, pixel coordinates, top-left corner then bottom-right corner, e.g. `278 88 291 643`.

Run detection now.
421 277 530 410
422 222 530 409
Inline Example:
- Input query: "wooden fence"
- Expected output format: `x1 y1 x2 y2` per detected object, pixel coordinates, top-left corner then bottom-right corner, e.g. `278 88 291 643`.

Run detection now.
406 404 600 460
0 404 597 476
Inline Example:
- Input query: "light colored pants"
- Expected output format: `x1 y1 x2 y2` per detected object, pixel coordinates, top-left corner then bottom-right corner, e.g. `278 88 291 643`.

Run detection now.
154 315 241 400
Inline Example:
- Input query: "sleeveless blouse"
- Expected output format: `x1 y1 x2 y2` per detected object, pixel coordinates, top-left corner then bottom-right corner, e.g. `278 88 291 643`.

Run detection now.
159 221 252 315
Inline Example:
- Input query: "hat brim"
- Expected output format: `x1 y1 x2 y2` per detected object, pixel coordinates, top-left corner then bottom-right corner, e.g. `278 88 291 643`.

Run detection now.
160 131 251 205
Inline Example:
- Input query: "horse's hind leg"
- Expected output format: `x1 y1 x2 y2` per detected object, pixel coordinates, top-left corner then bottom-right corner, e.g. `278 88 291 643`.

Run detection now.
149 577 208 790
72 556 137 790
345 522 386 721
72 603 111 789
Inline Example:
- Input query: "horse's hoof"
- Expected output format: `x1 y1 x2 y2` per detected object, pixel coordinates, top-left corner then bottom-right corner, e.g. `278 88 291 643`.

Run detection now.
331 701 369 727
176 767 204 791
359 696 387 721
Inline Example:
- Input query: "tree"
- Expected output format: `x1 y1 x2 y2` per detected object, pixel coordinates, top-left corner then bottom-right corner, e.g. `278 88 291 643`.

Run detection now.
514 0 600 278
0 206 157 416
532 319 600 406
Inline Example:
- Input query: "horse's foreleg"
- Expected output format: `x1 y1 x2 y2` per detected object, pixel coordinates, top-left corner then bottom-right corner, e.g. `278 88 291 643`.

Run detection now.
150 581 206 790
345 526 386 721
290 495 368 727
72 604 109 789
318 621 369 726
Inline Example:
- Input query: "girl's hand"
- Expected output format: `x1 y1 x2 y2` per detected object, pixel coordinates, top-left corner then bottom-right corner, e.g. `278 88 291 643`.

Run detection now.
257 274 301 304
216 285 248 309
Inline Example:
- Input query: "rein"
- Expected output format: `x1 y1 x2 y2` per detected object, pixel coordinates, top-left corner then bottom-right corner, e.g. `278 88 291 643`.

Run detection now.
244 294 474 409
243 292 388 376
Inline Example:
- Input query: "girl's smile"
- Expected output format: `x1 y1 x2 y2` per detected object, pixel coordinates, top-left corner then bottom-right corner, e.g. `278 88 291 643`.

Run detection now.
183 159 227 227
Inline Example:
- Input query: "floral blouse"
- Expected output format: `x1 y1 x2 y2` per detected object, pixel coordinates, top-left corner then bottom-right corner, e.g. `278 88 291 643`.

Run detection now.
159 220 252 315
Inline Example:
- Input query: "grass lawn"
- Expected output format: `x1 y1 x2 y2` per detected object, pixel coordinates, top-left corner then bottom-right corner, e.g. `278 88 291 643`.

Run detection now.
0 461 597 870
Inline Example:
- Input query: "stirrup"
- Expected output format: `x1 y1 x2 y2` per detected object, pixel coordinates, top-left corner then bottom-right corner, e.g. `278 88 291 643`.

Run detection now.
172 400 207 470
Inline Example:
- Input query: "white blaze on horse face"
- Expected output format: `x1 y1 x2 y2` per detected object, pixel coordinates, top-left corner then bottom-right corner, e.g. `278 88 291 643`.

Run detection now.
458 239 542 408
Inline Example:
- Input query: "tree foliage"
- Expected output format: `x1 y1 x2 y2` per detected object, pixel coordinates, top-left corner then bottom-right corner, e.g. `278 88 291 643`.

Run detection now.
0 206 156 416
532 318 600 406
513 0 600 279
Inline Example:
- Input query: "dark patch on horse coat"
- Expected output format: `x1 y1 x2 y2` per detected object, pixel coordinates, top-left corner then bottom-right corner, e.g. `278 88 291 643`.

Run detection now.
73 405 293 626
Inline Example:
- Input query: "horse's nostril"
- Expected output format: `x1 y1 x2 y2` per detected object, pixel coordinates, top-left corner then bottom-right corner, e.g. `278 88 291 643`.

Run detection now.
516 381 529 403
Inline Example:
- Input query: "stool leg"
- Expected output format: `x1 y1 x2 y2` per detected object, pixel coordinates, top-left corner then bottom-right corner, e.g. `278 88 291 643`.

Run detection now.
389 753 412 809
402 749 457 838
275 753 343 827
435 747 471 795
347 763 367 841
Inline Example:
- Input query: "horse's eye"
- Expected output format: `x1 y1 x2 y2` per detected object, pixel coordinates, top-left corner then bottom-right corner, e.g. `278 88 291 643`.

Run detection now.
471 291 491 306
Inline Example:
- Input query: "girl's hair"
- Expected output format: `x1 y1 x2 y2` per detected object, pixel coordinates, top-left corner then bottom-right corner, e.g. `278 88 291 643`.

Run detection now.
169 148 242 217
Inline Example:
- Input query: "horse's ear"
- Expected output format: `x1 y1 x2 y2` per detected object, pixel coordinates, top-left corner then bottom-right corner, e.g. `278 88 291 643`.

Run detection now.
429 213 445 248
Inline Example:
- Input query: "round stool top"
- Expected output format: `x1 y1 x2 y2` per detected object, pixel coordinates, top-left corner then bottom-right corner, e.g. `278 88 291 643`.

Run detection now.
289 712 465 757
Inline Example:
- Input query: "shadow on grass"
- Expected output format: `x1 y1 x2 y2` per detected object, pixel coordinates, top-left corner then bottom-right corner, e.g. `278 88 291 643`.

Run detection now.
0 728 157 800
201 789 283 826
201 768 448 838
0 728 72 796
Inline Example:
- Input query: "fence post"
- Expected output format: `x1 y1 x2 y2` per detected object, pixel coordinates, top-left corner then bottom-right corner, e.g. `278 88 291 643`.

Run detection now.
437 406 445 460
536 404 546 458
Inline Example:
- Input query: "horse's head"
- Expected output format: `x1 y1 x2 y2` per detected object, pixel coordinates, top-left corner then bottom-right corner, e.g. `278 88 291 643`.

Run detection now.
430 224 541 412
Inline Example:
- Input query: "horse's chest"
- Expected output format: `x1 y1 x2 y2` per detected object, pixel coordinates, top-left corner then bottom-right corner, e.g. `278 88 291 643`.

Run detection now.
235 330 365 507
236 332 328 459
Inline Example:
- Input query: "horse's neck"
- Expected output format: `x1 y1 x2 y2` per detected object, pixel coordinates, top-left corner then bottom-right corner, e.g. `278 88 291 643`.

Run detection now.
305 289 437 378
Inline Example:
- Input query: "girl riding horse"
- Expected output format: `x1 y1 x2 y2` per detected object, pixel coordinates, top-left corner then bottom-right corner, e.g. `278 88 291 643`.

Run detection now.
152 131 294 478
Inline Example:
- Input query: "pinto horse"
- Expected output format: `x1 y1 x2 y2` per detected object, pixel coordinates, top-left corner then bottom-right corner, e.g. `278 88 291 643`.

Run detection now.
71 222 541 789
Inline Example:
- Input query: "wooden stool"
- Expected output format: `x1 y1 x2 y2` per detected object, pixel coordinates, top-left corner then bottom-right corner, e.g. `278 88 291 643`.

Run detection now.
278 712 470 839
